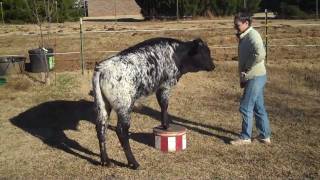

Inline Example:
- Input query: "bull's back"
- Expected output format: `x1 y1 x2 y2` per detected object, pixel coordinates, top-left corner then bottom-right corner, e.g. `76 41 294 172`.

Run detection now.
94 43 177 109
95 57 137 109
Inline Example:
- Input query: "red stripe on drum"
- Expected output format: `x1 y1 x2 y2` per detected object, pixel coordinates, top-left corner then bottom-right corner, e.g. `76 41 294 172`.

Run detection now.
161 136 168 152
176 135 182 151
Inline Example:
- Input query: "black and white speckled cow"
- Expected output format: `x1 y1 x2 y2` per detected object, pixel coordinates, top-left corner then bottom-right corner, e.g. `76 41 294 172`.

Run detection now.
92 37 215 169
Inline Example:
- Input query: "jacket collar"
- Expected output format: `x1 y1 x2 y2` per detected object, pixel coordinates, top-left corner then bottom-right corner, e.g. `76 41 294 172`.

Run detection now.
239 26 253 39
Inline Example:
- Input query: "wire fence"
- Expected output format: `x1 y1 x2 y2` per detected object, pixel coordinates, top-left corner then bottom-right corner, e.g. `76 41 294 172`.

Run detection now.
78 23 320 71
1 18 319 98
2 20 319 70
77 18 319 100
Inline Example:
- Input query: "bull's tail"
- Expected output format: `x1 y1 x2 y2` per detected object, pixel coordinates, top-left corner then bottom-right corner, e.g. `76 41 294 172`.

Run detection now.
93 70 105 119
93 68 111 165
93 68 112 122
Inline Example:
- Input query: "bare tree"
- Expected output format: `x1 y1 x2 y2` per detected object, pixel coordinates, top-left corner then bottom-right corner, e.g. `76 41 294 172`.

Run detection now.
24 0 56 84
25 0 56 47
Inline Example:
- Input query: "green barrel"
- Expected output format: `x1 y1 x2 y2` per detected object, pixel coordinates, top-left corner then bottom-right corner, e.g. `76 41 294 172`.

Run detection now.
47 48 55 71
0 77 6 86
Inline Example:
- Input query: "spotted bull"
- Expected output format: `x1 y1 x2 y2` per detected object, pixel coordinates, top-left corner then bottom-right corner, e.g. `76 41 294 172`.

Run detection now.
92 37 215 169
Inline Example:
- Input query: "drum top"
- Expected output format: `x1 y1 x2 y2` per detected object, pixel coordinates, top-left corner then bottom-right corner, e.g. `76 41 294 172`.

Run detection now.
153 124 186 136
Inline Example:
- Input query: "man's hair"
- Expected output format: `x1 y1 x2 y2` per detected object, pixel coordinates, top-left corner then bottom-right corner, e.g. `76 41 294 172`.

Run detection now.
234 11 252 26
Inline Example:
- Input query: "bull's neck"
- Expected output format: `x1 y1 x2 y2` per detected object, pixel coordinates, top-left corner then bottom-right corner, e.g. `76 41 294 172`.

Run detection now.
173 44 193 76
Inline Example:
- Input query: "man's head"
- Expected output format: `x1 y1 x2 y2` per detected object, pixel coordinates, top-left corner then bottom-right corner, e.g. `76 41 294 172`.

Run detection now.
234 11 252 33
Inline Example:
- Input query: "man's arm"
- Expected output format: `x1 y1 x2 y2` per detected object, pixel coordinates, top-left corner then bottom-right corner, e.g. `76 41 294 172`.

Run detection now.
244 31 266 71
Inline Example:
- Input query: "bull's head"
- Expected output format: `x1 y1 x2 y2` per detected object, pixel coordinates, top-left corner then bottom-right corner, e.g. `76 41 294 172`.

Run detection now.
178 38 215 74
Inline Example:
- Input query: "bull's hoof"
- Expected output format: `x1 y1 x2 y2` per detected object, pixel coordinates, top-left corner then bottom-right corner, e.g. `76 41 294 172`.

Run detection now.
88 90 94 97
162 124 170 130
101 161 112 167
128 162 140 170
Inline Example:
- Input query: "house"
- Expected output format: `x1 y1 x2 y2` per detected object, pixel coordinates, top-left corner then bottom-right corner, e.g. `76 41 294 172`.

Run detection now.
87 0 142 18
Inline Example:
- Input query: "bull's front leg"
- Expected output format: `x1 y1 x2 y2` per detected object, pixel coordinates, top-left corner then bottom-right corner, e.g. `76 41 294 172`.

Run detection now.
156 88 170 129
116 110 140 170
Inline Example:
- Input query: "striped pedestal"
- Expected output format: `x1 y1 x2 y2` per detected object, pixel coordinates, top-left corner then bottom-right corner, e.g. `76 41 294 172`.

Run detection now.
153 124 187 152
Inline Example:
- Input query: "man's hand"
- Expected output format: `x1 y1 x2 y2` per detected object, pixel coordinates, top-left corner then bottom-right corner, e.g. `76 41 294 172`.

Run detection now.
240 71 248 88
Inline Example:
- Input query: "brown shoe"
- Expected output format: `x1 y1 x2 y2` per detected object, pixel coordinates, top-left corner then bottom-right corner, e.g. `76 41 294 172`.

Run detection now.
230 138 251 145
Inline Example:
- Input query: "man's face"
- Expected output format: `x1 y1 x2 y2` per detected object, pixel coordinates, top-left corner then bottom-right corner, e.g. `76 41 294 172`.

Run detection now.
234 20 249 33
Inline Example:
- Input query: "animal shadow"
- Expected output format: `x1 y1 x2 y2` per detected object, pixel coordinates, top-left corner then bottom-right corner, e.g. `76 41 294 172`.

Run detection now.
9 100 150 167
107 124 154 147
134 105 237 143
130 132 154 147
9 99 236 167
10 100 102 165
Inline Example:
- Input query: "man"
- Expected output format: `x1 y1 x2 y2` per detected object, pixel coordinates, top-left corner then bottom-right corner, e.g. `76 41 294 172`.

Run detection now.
230 11 271 145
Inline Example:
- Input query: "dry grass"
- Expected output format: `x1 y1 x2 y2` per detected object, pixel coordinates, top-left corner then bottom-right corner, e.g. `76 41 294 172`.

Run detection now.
0 62 319 179
0 19 319 179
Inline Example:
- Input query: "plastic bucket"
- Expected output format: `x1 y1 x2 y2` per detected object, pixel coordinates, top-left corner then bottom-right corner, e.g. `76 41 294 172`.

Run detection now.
46 48 55 70
28 48 55 73
0 56 26 76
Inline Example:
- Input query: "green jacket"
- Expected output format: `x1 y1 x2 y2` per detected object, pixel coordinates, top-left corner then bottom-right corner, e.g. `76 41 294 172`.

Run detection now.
238 27 266 80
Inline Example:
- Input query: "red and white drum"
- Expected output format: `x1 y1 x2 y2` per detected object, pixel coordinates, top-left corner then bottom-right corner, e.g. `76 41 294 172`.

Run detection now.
153 124 187 152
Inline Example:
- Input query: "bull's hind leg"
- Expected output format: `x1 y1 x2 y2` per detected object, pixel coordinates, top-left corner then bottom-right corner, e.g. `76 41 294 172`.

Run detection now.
95 99 112 166
156 88 171 129
116 110 140 169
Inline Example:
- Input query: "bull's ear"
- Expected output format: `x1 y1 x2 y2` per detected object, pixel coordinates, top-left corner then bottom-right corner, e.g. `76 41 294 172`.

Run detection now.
194 38 201 42
188 39 201 56
189 38 205 56
193 38 204 46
